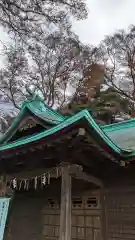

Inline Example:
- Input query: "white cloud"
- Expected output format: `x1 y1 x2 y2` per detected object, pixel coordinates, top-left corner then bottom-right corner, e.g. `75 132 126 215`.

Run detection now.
0 27 10 67
72 0 135 45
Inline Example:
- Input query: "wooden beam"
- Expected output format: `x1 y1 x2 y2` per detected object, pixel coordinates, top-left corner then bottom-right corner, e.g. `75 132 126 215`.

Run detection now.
100 188 107 240
60 165 71 240
72 171 103 188
67 164 103 188
7 163 103 189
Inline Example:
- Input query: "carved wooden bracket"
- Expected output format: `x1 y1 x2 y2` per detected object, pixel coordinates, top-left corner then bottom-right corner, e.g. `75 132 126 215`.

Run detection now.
62 163 103 188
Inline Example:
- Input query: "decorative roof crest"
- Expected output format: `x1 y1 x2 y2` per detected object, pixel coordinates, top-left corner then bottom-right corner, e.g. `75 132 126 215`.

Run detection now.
25 85 44 102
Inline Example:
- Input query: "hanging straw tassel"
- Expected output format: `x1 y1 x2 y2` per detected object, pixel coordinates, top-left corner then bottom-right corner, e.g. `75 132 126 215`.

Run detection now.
24 180 27 190
34 177 38 189
42 174 46 186
12 178 17 189
26 180 29 190
48 173 50 184
9 163 63 190
19 180 23 190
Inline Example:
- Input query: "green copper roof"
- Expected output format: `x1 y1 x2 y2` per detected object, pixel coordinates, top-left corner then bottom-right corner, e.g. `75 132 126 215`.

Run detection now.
1 93 135 160
24 86 66 123
0 95 66 145
25 99 66 124
102 119 135 152
0 109 122 154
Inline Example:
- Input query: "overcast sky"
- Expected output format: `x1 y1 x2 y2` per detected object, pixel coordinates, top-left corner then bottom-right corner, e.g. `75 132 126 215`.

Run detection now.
0 0 135 52
73 0 135 45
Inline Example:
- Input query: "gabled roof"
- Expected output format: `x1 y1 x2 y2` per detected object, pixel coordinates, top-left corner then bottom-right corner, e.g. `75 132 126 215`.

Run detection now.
0 93 135 161
0 94 65 145
0 109 121 153
26 96 66 124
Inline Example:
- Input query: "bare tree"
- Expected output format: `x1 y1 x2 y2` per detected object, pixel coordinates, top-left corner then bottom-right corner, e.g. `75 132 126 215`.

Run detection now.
98 26 135 103
0 0 87 42
0 46 28 109
0 31 95 108
0 0 89 132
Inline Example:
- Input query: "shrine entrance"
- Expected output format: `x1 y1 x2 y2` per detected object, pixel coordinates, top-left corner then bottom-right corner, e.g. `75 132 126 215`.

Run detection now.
43 191 101 240
41 164 106 240
4 164 106 240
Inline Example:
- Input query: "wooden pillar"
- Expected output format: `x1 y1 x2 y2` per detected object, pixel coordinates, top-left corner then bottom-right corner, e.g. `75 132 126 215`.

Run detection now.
0 176 7 196
60 166 72 240
100 188 107 240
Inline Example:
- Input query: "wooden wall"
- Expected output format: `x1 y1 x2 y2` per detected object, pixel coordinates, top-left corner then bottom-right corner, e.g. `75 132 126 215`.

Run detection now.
5 186 135 240
4 196 44 240
42 192 101 240
4 190 101 240
105 188 135 240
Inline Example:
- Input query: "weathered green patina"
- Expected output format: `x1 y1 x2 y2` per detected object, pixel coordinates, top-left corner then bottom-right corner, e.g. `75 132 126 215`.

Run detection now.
102 119 135 153
0 93 66 145
1 92 135 160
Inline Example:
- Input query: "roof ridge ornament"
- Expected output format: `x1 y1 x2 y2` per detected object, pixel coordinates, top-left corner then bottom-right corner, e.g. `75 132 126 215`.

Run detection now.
25 85 44 102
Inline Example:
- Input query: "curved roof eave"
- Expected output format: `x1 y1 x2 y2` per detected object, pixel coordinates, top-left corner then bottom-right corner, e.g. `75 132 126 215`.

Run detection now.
0 104 27 145
27 101 66 124
0 109 128 157
0 100 66 145
102 117 135 132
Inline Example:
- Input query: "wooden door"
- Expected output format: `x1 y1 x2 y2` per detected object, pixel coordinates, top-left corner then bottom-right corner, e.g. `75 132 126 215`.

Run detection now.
42 191 101 240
